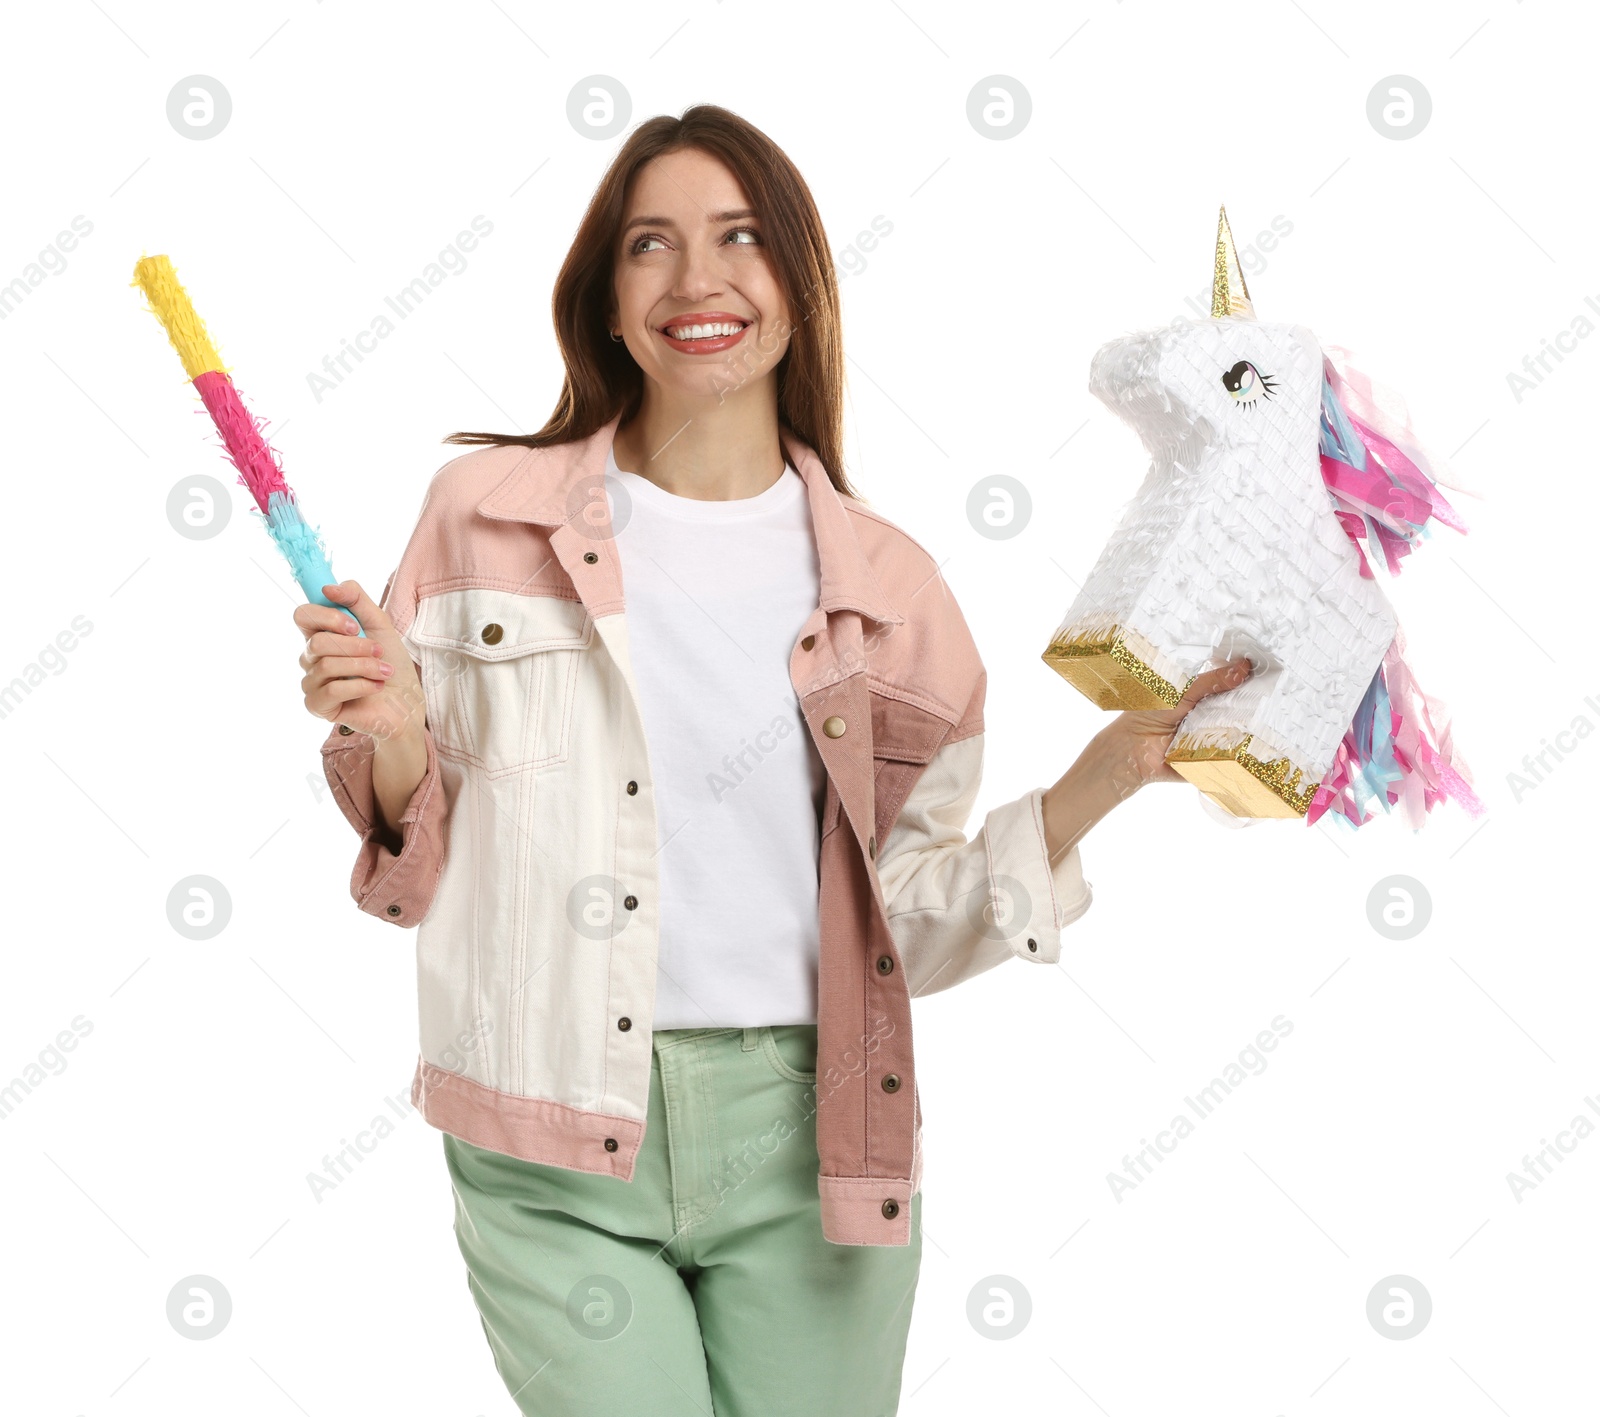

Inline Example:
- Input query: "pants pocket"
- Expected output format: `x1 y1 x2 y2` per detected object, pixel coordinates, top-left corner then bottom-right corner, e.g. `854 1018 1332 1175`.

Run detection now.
758 1025 818 1084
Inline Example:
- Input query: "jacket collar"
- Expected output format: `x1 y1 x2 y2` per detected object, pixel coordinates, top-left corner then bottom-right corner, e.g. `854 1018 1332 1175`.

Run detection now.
476 411 904 626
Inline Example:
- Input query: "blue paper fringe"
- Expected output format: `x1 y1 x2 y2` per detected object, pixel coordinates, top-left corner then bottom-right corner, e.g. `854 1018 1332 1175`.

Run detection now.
253 490 365 637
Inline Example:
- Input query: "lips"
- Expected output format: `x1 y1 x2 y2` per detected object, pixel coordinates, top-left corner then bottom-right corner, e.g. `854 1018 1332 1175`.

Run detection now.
656 312 752 355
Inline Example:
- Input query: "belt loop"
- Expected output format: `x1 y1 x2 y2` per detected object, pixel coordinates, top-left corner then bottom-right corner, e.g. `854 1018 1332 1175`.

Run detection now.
741 1027 759 1052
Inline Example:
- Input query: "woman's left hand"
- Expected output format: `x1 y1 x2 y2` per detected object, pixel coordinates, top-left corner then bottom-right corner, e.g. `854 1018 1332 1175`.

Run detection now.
1041 654 1256 863
1107 654 1256 791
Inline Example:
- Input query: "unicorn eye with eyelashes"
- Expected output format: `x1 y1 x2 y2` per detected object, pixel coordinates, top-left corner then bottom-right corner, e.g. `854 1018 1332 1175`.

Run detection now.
1222 360 1278 405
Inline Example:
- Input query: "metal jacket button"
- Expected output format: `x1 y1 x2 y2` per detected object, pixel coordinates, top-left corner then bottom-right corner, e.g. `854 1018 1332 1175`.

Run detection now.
626 780 638 795
337 724 354 735
604 1137 618 1152
623 894 638 910
881 1073 900 1092
876 954 894 975
822 716 846 738
583 551 599 564
801 634 815 651
1027 938 1038 952
867 834 876 859
386 904 402 917
481 622 503 644
617 1017 631 1031
881 1198 899 1219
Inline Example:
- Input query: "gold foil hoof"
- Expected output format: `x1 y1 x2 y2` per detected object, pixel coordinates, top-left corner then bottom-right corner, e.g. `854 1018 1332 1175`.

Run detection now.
1165 733 1318 819
1041 628 1187 711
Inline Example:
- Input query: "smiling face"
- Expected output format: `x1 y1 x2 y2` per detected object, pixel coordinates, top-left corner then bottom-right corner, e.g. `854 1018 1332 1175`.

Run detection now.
610 146 793 404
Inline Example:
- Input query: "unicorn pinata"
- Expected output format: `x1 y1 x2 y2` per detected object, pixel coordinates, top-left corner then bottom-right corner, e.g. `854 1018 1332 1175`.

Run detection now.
1043 207 1483 829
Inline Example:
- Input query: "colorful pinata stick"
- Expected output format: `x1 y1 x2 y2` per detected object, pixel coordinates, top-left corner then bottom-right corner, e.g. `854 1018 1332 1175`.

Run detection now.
131 254 363 636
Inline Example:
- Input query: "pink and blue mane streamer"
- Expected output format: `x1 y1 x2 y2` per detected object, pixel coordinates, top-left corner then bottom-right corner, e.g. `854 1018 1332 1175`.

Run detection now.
1309 354 1483 828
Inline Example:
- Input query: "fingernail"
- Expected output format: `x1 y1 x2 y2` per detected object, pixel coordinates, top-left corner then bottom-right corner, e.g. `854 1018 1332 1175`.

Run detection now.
379 662 394 676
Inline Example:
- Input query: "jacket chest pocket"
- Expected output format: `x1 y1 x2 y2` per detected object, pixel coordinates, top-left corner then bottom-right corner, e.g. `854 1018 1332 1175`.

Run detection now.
868 689 949 846
407 589 594 778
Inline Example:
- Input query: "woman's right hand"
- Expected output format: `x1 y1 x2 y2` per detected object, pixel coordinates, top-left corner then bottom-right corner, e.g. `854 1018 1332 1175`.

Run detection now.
295 580 426 743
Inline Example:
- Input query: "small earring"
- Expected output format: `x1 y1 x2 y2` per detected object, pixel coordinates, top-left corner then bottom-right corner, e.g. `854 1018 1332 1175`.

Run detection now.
609 330 623 342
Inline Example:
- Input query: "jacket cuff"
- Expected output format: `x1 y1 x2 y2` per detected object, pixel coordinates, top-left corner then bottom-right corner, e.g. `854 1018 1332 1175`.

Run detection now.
818 1174 916 1247
320 724 448 926
981 786 1093 965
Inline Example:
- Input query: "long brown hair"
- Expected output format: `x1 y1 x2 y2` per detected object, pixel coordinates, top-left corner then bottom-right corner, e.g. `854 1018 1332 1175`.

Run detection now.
445 104 860 500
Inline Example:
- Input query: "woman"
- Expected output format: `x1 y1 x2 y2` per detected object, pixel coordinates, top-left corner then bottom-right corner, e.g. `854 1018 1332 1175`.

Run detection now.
295 104 1249 1416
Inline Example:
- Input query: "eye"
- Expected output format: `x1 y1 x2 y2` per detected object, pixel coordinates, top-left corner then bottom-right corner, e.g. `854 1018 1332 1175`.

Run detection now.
1222 360 1277 405
724 226 761 246
629 232 668 256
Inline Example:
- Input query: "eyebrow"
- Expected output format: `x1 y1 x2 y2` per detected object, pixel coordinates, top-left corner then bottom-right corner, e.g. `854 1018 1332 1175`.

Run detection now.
622 208 758 234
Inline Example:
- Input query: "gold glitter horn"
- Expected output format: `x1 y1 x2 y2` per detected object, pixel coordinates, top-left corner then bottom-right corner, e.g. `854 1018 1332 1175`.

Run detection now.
1210 204 1256 320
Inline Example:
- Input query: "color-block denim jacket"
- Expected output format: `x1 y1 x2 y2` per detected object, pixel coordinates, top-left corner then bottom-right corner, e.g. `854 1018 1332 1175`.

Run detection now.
320 412 1093 1247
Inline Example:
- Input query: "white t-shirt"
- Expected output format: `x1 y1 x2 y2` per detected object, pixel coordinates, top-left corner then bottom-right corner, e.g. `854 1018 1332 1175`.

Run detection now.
604 441 826 1029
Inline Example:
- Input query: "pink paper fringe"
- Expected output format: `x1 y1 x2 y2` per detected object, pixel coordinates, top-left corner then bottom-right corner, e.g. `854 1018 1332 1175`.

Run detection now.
193 368 292 515
1307 350 1485 829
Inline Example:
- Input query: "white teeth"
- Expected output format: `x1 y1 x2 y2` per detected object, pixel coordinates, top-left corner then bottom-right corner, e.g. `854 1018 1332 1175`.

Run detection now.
665 321 745 340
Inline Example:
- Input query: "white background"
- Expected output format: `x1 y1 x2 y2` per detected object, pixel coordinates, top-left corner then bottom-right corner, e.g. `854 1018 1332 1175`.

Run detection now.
1 2 1593 1413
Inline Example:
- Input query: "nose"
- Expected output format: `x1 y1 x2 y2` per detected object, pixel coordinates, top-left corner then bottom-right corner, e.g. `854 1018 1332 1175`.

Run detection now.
671 240 725 302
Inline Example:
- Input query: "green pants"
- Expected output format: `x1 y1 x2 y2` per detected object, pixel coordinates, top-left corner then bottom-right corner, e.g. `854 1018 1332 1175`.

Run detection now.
444 1024 923 1415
